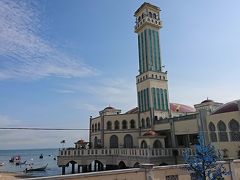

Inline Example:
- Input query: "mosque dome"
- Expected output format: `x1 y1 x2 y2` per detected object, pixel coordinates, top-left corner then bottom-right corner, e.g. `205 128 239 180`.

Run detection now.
212 100 239 115
104 106 115 110
170 103 196 113
201 99 213 104
143 130 158 137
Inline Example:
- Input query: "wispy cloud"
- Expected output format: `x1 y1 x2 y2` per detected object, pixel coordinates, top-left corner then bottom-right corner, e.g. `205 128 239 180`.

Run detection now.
0 0 97 80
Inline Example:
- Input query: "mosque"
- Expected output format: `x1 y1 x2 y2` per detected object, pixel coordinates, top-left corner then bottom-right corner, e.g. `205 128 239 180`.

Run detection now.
57 2 240 174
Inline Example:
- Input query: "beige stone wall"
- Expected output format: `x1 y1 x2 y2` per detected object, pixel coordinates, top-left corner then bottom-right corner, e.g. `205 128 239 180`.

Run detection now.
207 111 240 158
30 160 240 180
174 119 199 135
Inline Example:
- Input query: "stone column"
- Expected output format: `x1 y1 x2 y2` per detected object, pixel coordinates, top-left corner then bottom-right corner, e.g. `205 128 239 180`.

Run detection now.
71 163 75 174
62 166 65 175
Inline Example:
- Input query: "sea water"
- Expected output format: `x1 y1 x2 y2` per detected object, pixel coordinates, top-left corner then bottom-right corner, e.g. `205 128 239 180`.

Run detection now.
0 149 62 177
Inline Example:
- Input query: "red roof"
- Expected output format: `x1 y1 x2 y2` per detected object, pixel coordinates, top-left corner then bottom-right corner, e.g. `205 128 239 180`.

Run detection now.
170 103 195 113
125 103 195 114
143 130 158 137
212 100 239 115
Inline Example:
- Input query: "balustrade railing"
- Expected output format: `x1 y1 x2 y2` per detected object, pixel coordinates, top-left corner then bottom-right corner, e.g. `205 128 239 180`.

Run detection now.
59 148 195 158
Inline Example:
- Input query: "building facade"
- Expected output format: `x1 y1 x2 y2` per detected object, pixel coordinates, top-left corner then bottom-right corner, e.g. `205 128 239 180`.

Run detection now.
57 2 240 175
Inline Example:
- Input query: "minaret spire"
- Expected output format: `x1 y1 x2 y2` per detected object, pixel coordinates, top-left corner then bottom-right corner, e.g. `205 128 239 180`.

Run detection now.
134 3 170 127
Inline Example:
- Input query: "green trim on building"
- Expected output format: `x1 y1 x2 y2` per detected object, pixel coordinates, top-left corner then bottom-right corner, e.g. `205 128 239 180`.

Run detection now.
160 88 165 110
148 29 153 71
153 30 158 71
144 30 148 72
151 88 157 110
157 88 161 110
146 88 150 110
156 31 162 72
143 89 147 111
138 91 141 112
138 35 142 73
164 89 168 110
141 32 145 73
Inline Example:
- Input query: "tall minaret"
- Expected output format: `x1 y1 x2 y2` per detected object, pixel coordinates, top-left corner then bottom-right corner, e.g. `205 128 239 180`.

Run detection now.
134 3 170 128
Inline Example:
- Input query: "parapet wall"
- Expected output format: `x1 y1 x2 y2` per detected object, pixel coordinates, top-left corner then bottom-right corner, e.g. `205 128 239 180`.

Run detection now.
28 159 240 180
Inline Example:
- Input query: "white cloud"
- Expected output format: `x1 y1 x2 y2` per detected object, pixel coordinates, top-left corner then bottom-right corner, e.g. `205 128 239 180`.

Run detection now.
0 0 97 80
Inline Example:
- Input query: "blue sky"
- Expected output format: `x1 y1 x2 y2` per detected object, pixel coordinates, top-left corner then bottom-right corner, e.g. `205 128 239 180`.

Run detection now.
0 0 240 149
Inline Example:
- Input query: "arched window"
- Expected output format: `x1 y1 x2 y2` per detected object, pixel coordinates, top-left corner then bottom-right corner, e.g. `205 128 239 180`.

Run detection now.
110 135 118 148
141 118 145 129
153 13 157 19
229 119 240 141
107 121 112 130
208 122 217 142
138 16 141 22
141 13 144 19
114 120 119 130
146 117 150 128
149 12 152 18
94 137 98 148
124 134 133 148
217 121 228 142
92 124 94 132
141 140 147 148
97 122 100 131
94 124 97 132
130 119 135 129
153 140 162 148
122 120 128 129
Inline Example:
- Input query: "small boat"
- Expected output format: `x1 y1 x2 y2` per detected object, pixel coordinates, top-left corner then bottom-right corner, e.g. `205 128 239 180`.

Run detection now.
0 162 4 166
9 155 21 163
16 161 27 166
39 154 43 159
24 164 48 173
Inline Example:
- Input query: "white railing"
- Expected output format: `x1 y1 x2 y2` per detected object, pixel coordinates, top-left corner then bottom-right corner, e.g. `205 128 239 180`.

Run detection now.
59 148 195 158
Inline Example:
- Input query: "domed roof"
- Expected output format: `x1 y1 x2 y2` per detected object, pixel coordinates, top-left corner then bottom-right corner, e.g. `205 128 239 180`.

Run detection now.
170 103 195 113
212 100 239 115
104 106 115 110
201 99 213 104
125 107 138 114
143 130 158 137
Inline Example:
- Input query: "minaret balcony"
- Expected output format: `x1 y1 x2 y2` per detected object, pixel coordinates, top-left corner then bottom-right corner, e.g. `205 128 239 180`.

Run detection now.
135 17 162 32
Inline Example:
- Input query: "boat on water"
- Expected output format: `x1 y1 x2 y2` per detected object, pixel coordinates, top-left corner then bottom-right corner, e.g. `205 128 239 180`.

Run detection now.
9 155 21 163
0 162 4 166
39 154 43 159
24 164 48 173
16 160 27 166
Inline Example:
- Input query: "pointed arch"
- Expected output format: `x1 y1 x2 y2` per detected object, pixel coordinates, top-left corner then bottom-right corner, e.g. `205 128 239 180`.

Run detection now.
107 121 112 130
122 120 128 129
208 122 217 142
114 120 119 130
130 119 135 129
110 135 118 148
153 140 162 148
124 134 133 148
217 120 228 142
229 119 240 141
140 140 147 148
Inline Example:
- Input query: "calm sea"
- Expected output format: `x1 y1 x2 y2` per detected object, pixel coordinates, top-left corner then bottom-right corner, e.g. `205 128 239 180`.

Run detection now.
0 148 64 177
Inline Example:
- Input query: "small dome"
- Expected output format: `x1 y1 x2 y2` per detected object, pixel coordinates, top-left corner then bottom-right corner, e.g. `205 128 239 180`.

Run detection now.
212 100 239 115
143 130 158 137
104 106 115 110
125 107 138 114
170 103 195 113
201 99 213 104
75 139 85 144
